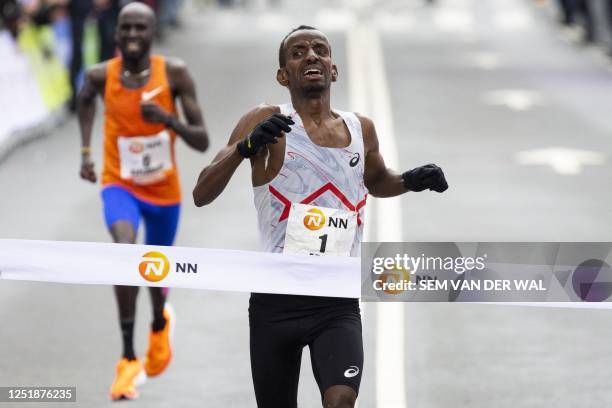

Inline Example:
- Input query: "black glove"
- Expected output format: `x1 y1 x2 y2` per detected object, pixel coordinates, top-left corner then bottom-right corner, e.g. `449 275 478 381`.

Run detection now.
236 113 294 158
402 164 448 193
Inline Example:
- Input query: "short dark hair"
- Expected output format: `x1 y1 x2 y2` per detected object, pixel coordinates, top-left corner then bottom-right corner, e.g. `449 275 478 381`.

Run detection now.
278 25 318 68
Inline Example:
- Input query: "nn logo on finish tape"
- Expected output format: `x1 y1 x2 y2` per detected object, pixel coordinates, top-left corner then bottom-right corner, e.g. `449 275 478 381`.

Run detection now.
139 251 198 282
139 252 170 282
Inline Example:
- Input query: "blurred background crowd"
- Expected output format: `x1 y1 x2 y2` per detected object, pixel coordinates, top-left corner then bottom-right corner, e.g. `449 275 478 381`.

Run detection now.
555 0 612 53
0 0 184 111
1 0 612 156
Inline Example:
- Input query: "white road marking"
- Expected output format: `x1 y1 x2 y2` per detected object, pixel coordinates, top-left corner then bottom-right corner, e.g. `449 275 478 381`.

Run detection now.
348 24 370 408
374 12 416 33
315 8 356 32
433 9 475 33
346 22 369 123
516 147 606 175
255 13 287 32
484 89 544 111
464 52 502 71
348 22 406 408
493 9 533 31
341 0 375 8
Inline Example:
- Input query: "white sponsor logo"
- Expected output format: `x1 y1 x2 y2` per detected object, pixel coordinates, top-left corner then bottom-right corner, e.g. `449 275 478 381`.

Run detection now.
343 366 360 378
142 86 164 101
141 257 166 277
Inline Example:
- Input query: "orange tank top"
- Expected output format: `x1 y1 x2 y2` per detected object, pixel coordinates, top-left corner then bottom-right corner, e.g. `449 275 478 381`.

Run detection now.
102 55 181 206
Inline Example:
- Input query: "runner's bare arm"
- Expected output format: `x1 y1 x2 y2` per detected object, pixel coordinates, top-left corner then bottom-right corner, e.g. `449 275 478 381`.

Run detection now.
167 60 209 151
193 105 277 207
142 59 209 152
359 114 406 197
360 114 448 196
77 63 106 183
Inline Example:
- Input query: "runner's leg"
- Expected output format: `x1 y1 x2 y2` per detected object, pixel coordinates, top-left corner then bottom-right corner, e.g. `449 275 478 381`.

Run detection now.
308 306 363 408
140 202 180 329
103 186 141 360
249 295 305 408
139 201 180 377
103 187 145 400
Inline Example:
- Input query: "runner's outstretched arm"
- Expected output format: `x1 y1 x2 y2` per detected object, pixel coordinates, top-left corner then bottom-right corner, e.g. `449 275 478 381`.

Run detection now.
193 105 288 206
359 114 448 198
77 64 106 183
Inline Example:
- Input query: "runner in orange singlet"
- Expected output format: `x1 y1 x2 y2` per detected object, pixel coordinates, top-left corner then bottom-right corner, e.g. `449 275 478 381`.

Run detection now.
76 2 209 401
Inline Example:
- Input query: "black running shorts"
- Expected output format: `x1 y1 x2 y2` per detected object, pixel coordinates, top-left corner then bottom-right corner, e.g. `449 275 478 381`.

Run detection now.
249 293 363 408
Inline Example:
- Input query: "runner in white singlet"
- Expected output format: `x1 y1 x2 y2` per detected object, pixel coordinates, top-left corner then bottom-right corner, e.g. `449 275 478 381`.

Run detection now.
193 25 448 408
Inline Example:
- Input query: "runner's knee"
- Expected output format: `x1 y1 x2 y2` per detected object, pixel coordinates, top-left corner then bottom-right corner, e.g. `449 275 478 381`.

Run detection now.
322 385 356 408
110 220 136 244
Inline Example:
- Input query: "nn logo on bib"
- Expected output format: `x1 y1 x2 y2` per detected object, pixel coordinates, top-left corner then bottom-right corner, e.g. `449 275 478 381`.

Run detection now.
303 207 350 231
304 208 326 231
129 141 144 154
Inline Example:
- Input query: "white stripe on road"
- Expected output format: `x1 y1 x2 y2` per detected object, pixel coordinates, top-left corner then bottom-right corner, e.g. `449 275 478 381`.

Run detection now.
347 24 369 116
366 25 407 408
433 9 475 33
493 9 533 32
463 52 502 71
315 8 357 33
347 23 406 408
348 24 370 408
483 89 544 111
516 147 606 175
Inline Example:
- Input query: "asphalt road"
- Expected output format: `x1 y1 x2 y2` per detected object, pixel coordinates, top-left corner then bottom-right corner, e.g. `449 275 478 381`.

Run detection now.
1 0 612 407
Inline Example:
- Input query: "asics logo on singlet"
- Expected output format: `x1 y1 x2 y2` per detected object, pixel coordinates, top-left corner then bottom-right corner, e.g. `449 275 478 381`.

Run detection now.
303 208 326 231
139 251 170 282
349 153 360 167
344 366 360 378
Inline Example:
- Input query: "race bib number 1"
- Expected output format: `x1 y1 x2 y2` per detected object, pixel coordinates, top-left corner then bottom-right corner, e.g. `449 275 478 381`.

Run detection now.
118 131 172 185
283 203 357 257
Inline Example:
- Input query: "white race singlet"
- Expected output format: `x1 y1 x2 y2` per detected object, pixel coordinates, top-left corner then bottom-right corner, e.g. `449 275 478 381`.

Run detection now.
253 104 368 257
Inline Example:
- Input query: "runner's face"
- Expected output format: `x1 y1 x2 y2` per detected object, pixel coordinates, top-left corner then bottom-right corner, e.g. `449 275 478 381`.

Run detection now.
116 12 154 60
281 30 336 94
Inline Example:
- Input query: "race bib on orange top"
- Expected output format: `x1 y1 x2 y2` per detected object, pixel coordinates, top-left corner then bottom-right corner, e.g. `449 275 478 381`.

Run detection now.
283 203 357 257
117 131 172 185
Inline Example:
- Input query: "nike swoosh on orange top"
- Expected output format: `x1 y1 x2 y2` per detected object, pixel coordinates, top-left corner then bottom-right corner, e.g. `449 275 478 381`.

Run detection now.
141 86 164 101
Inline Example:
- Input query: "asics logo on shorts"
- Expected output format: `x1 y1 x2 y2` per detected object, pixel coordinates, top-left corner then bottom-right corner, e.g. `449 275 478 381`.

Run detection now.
139 251 170 282
343 366 360 378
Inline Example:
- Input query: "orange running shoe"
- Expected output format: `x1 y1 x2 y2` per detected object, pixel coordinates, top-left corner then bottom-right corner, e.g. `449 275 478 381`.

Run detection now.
109 358 146 401
144 303 174 377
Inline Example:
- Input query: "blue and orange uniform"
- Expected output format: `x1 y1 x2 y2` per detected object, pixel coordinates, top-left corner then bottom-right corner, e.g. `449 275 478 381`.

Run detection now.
101 55 180 246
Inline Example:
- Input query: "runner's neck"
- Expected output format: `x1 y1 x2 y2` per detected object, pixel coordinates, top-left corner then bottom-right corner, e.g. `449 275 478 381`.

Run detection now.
121 56 151 77
290 94 334 126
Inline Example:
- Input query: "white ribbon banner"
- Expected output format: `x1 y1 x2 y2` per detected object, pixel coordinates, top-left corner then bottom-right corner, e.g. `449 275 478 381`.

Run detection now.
0 239 361 298
2 239 612 309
